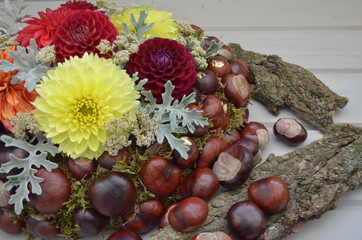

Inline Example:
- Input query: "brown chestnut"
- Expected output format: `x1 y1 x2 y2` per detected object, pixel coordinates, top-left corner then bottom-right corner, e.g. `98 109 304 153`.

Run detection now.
227 201 266 240
230 59 249 81
240 121 269 149
218 45 236 61
168 196 208 232
140 156 182 199
107 230 142 240
89 172 136 217
124 199 164 234
197 136 228 168
192 231 235 240
194 69 218 95
73 208 109 237
180 167 219 201
186 104 209 137
26 215 58 239
158 202 178 229
201 95 230 130
273 118 308 145
172 136 199 168
97 149 131 170
223 74 251 108
30 167 71 214
67 157 97 179
222 129 241 146
248 176 289 214
234 137 261 164
207 56 231 78
0 209 24 234
213 143 254 189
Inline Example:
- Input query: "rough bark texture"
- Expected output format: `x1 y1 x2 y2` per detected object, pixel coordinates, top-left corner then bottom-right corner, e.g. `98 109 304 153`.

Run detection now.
228 43 349 132
150 124 362 240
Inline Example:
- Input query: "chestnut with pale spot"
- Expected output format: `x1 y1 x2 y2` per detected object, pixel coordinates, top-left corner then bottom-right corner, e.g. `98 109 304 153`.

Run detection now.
273 118 308 145
191 231 235 240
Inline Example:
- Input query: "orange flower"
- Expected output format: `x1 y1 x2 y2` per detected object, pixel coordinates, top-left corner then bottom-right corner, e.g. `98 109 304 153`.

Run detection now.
0 47 38 129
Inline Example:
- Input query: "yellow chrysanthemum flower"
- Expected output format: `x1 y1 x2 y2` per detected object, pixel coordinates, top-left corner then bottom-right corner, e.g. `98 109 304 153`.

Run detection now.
110 6 178 39
32 53 140 159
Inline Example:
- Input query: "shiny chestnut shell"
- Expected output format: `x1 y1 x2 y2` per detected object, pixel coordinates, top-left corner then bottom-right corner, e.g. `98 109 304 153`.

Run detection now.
273 118 308 145
180 167 219 201
172 136 199 168
0 210 24 234
194 69 218 94
97 149 131 170
227 201 266 240
223 74 251 108
201 95 230 130
197 136 228 168
240 121 269 150
26 216 58 239
213 143 254 189
73 208 109 237
89 172 136 217
230 59 249 80
107 230 142 240
248 176 289 214
158 202 178 229
67 157 97 179
140 156 182 199
30 167 71 214
207 56 231 78
124 199 164 234
168 197 208 232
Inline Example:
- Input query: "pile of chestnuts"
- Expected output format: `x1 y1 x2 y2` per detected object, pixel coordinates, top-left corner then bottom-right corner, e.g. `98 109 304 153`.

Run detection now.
0 30 303 240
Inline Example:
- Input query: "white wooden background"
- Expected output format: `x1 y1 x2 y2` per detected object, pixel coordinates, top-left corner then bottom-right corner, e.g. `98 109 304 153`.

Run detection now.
1 0 361 239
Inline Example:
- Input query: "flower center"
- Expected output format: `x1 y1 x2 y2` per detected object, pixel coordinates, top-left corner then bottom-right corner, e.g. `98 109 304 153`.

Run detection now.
73 98 99 126
152 50 172 67
70 23 89 42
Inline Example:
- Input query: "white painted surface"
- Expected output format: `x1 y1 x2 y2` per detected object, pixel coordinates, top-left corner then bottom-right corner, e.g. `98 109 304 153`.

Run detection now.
0 0 361 239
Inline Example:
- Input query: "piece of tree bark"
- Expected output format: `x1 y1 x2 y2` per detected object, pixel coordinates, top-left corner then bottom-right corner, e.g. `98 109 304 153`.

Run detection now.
150 124 362 240
228 43 349 132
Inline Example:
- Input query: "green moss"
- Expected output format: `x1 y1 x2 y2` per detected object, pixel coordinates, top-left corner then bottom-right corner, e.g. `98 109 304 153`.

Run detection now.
228 104 248 130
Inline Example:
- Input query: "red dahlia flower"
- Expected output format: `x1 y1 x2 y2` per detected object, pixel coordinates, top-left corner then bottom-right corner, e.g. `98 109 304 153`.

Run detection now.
53 10 118 62
126 38 197 102
16 7 73 48
60 0 98 10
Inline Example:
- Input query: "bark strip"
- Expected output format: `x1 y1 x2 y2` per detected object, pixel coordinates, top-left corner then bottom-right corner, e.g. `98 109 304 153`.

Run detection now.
228 43 348 132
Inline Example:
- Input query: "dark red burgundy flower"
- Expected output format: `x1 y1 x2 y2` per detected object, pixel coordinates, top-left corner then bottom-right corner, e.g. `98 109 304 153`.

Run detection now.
53 10 117 62
60 0 98 11
126 38 197 102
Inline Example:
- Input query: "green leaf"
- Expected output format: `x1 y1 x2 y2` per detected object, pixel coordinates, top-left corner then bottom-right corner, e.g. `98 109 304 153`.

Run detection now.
131 72 148 91
122 10 155 41
203 39 224 59
142 81 209 158
0 133 59 215
0 39 50 92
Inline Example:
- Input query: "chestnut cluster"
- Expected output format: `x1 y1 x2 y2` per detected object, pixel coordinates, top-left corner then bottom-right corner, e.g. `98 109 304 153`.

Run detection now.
227 176 290 240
